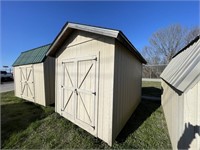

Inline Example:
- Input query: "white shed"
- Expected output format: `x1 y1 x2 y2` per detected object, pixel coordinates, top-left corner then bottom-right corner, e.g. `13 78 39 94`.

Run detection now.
160 36 200 149
46 22 146 146
13 44 55 106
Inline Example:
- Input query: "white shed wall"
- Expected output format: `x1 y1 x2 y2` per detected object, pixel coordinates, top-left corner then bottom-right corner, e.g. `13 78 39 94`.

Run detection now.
14 63 46 106
161 81 184 149
14 66 21 97
183 80 200 149
162 80 200 150
55 30 115 145
14 56 55 106
33 63 46 105
112 40 142 140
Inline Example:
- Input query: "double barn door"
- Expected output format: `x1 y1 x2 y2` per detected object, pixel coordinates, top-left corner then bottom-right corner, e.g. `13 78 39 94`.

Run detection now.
61 55 98 134
20 66 35 101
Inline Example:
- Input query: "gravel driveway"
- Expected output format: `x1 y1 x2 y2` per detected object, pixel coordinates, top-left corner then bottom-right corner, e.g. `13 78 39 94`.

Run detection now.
0 82 14 93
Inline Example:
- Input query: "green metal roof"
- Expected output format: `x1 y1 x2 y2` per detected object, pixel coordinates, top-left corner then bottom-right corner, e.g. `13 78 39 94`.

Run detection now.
13 44 51 67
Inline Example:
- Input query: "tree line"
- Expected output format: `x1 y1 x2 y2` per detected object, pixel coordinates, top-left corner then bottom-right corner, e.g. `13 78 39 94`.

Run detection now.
142 24 199 65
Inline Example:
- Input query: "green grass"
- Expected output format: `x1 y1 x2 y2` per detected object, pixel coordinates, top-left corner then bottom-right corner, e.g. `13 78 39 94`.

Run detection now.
142 81 161 89
1 82 171 149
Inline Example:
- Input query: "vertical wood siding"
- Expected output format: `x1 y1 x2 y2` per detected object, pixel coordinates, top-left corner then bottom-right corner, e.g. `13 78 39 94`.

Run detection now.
55 30 115 145
44 56 55 105
33 63 46 105
14 58 55 106
162 81 184 149
14 67 21 97
14 64 45 105
162 81 200 149
112 40 142 140
184 80 200 149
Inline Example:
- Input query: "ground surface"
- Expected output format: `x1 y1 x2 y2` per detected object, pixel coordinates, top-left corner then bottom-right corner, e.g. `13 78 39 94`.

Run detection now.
142 81 162 97
0 81 14 93
1 81 172 149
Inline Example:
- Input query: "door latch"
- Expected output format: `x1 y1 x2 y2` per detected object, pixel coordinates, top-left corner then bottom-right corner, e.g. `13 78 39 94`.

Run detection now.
74 89 78 95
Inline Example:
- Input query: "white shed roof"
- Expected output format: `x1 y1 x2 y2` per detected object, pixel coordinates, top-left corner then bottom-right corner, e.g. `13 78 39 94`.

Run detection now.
46 22 146 64
160 36 200 92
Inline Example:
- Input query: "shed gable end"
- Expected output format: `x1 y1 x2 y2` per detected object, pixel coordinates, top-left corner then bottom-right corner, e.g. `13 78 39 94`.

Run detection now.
46 22 146 64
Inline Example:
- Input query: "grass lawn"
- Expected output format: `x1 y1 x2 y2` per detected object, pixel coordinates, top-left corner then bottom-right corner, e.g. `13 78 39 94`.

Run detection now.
1 81 171 149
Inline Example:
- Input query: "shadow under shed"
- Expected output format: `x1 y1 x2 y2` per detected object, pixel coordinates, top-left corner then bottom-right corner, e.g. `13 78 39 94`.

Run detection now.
115 99 161 143
1 101 45 147
142 87 162 98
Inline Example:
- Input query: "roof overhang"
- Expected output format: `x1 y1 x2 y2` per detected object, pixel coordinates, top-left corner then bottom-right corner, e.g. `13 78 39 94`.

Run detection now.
46 22 147 64
160 36 200 92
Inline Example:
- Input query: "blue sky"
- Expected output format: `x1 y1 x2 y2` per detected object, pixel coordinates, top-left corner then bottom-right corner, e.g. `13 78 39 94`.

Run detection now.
1 1 199 68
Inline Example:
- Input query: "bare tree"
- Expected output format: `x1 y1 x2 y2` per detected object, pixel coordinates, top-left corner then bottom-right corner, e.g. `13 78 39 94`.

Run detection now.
142 24 200 64
142 46 162 64
184 26 200 44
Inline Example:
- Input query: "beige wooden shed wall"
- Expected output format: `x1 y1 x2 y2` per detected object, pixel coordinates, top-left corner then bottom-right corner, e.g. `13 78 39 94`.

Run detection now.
112 40 142 140
14 57 55 106
14 63 46 105
162 80 200 150
55 30 115 145
183 80 200 149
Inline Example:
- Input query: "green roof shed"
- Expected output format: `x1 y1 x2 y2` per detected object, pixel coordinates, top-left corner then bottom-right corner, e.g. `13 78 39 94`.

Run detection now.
13 44 55 106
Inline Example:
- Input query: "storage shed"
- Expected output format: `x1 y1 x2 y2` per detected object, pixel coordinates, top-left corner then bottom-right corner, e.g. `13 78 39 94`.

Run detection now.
46 22 146 145
160 36 200 149
13 44 55 106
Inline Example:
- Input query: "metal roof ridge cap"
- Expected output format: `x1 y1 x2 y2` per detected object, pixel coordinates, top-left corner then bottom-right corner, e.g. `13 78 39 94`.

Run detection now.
68 22 120 32
46 22 119 56
68 23 119 38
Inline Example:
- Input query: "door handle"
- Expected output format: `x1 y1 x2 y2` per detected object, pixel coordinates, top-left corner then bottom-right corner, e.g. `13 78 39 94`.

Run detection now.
74 89 78 95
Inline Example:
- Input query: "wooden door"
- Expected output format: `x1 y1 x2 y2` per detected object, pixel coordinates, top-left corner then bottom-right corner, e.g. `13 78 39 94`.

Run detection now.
76 56 97 131
61 60 75 120
20 66 35 101
61 55 98 134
